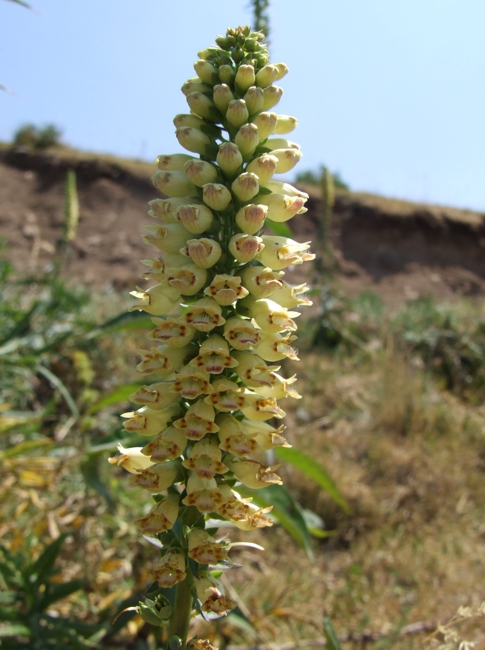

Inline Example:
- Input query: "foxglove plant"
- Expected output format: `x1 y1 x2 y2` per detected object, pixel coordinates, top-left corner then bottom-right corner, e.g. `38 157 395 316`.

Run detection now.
110 25 314 649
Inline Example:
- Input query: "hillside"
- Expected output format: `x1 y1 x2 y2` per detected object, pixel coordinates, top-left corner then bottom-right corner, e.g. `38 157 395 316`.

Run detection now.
1 145 485 304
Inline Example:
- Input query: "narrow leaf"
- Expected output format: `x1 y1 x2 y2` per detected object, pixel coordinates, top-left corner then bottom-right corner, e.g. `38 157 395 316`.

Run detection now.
0 623 31 638
275 446 349 513
88 382 143 414
40 579 84 610
323 616 343 650
28 534 67 588
36 365 80 419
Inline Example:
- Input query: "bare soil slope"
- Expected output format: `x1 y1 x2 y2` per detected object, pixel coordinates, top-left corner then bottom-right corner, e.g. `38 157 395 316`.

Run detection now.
1 146 485 303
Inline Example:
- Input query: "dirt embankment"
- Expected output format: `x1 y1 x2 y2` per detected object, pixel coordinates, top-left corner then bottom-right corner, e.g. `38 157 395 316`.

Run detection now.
1 147 485 303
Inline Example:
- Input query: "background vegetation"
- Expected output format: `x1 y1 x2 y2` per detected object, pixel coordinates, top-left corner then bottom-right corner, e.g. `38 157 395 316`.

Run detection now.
2 221 485 647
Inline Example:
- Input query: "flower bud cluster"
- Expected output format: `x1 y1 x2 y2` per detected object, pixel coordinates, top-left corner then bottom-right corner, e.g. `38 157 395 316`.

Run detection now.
110 25 314 619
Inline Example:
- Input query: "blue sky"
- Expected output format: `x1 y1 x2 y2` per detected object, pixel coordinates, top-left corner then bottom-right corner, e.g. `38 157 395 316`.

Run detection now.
1 0 484 211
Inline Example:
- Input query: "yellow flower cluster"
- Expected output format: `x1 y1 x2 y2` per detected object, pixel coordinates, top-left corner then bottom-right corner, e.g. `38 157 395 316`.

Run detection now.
110 26 314 617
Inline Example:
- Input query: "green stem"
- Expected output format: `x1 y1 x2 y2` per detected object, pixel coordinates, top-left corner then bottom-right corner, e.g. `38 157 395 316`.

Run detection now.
167 569 193 649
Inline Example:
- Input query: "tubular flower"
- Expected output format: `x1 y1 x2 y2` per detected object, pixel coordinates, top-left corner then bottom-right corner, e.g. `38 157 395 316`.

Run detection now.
110 26 313 628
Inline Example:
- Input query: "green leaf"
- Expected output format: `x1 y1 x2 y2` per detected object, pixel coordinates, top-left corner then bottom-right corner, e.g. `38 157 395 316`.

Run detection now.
28 534 67 590
323 616 343 650
87 310 153 338
0 623 31 638
225 607 257 638
36 364 80 419
237 484 314 560
1 437 53 459
40 579 84 610
88 382 143 414
265 219 293 238
275 447 349 513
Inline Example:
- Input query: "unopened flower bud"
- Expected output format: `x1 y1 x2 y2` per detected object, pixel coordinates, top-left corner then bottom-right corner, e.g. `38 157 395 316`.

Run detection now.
274 62 289 80
262 86 283 111
226 99 249 128
184 159 218 187
270 148 302 173
274 115 298 135
216 142 243 177
246 154 278 184
181 79 212 97
255 64 280 88
202 183 232 211
213 83 234 113
235 64 255 91
194 59 219 85
231 172 259 202
263 181 308 198
235 203 268 234
151 170 196 198
252 112 277 141
243 86 264 114
176 127 214 156
156 153 194 171
228 233 264 262
264 137 300 151
234 123 259 158
174 113 220 139
175 204 214 234
219 64 235 84
186 92 221 123
182 237 222 268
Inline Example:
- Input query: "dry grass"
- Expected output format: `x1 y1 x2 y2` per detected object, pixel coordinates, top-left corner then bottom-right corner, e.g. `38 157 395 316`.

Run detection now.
2 289 485 648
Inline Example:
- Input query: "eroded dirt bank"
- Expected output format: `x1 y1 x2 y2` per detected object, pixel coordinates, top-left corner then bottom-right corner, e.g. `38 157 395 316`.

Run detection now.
1 147 484 303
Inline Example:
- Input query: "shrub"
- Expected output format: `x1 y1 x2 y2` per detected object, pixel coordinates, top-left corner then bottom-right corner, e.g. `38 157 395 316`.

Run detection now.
12 123 62 150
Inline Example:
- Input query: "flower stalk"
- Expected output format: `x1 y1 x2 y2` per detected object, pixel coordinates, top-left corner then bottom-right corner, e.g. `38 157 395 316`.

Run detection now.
110 25 314 649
